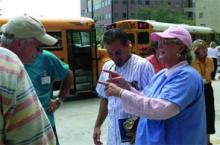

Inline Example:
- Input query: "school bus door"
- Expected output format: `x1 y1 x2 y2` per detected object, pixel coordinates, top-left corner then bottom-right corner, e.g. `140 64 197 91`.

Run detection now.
67 30 97 94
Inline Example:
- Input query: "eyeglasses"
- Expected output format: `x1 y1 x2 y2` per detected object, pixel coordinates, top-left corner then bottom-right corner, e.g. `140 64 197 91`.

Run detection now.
158 39 182 46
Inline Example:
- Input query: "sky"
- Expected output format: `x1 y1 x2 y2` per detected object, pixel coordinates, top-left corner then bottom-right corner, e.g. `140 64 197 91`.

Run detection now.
0 0 80 18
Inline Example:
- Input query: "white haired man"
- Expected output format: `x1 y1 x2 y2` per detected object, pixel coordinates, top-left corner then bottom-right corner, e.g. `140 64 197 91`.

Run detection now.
1 14 73 145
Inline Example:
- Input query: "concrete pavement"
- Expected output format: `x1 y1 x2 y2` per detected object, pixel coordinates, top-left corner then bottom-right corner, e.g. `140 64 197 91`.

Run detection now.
55 79 220 145
211 79 220 144
55 98 108 145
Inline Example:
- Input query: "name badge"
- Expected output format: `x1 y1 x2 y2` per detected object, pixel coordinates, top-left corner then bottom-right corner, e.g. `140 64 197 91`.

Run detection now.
41 76 51 85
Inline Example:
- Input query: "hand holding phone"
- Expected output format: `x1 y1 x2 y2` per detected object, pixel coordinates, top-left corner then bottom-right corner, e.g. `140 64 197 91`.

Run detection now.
103 70 120 79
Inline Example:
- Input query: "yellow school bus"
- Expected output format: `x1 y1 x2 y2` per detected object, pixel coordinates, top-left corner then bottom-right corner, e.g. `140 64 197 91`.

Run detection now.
0 17 101 96
106 19 214 57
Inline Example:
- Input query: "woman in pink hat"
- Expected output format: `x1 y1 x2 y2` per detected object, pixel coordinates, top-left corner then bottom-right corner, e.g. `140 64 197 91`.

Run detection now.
99 26 206 145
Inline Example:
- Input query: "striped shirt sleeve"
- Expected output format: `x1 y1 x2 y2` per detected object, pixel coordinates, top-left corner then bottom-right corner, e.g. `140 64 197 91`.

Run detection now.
0 47 56 145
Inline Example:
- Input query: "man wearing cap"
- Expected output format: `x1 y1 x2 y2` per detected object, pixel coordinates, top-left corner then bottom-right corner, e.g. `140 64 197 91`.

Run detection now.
0 14 73 145
99 26 206 145
0 45 56 145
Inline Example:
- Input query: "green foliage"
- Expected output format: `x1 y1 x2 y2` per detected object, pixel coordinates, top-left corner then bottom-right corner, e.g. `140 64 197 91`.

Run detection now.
96 27 105 48
130 6 195 25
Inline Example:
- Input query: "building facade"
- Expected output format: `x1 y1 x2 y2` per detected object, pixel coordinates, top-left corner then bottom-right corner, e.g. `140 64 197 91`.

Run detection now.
81 0 190 27
194 0 220 34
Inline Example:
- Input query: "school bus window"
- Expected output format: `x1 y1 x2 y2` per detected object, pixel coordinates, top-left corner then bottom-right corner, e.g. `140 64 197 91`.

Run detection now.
81 32 90 46
138 32 149 44
72 32 81 45
42 31 62 50
127 33 135 45
70 31 91 70
72 32 90 46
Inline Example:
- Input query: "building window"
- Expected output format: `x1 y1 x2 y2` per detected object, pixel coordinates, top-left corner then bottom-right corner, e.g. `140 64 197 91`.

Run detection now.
188 0 193 8
114 12 119 18
199 12 203 18
101 1 105 7
175 0 181 5
138 0 142 5
108 13 111 19
122 0 127 4
122 13 127 18
130 0 135 4
94 3 101 10
104 1 108 6
88 7 91 12
113 0 118 4
188 12 193 19
145 0 149 5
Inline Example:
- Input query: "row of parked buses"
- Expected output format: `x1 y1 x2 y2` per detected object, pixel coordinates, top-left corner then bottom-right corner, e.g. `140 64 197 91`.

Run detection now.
106 19 215 57
0 17 216 97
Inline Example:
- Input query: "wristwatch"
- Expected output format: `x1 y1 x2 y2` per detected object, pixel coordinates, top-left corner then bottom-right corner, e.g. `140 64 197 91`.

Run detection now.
56 97 64 106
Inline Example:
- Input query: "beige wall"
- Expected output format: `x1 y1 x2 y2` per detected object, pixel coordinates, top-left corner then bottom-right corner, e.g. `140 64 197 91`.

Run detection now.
195 0 220 33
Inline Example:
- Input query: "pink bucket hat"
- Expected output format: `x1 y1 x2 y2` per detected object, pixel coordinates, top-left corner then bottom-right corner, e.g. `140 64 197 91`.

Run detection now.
151 26 192 49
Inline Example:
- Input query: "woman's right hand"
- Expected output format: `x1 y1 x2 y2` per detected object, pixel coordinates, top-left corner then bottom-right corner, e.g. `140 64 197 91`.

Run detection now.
98 81 123 97
104 70 130 90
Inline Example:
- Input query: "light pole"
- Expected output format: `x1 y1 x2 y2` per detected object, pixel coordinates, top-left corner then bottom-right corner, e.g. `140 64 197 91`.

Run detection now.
111 0 114 23
126 0 129 19
91 0 94 19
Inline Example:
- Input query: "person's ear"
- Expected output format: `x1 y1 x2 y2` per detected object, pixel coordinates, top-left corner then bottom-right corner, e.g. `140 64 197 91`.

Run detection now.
178 44 185 54
125 40 130 48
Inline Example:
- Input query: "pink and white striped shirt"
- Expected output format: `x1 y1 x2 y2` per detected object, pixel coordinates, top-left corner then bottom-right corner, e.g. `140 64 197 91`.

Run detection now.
120 62 189 119
0 47 56 145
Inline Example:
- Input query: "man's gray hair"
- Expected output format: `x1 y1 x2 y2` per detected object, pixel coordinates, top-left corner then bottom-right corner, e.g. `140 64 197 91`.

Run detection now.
0 33 15 45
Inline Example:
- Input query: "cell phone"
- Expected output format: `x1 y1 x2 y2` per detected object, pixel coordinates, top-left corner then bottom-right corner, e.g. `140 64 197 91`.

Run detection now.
103 70 119 78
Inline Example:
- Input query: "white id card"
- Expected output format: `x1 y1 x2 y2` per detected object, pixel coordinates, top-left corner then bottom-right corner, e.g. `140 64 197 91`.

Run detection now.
41 76 51 85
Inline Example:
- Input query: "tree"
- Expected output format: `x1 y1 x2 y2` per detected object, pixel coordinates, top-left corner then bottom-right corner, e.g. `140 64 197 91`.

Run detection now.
96 26 105 48
130 6 194 25
130 6 152 20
